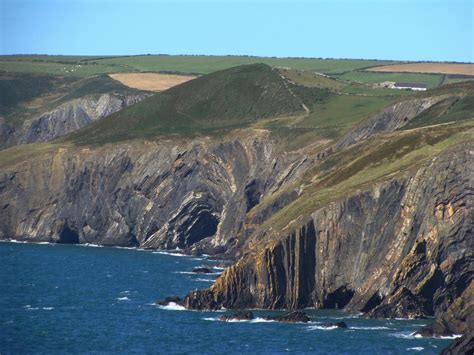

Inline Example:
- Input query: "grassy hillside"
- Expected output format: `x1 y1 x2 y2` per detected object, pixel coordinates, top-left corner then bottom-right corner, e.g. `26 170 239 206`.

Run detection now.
67 64 312 143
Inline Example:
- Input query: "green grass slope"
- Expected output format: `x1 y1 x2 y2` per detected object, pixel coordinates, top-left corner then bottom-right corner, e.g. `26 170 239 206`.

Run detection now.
67 64 313 143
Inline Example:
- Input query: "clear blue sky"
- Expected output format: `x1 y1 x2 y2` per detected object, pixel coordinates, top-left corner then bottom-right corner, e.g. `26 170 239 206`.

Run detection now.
1 0 472 62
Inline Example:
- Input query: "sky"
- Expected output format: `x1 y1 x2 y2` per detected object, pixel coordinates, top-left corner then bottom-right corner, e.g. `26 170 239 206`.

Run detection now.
0 0 472 62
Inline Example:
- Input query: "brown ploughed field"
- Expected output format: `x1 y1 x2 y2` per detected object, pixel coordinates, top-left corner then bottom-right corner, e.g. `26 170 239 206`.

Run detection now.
367 63 474 76
109 73 197 91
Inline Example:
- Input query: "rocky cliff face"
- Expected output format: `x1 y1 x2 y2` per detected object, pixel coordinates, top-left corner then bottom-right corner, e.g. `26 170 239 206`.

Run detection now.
0 130 310 254
0 93 149 149
183 143 473 336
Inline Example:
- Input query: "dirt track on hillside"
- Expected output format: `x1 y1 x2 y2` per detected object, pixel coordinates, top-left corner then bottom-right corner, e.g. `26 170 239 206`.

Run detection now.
109 73 197 91
367 63 474 76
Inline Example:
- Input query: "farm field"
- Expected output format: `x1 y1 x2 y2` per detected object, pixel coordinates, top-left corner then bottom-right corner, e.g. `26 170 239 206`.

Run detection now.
335 71 444 88
367 62 474 75
0 54 397 76
109 73 197 91
1 55 472 90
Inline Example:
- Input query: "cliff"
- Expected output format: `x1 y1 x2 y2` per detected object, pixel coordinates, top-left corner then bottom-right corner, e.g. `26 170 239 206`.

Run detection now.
1 66 473 350
0 93 148 149
183 142 473 339
0 130 311 254
0 73 150 149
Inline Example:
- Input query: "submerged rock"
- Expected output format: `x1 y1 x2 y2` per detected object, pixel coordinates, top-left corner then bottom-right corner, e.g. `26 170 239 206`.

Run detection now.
219 310 254 322
265 311 311 323
192 266 212 274
157 296 183 306
320 321 348 329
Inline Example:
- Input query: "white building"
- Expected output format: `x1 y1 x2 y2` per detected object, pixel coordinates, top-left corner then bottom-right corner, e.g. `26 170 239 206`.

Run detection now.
393 82 427 91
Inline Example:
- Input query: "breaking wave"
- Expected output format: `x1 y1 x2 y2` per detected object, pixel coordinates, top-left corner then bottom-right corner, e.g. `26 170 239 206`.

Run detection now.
157 302 186 311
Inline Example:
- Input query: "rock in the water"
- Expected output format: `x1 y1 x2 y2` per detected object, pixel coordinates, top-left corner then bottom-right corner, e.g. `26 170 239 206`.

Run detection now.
415 282 473 338
192 266 212 274
320 321 348 329
219 310 254 322
157 296 183 306
441 332 473 355
265 311 311 323
364 287 429 319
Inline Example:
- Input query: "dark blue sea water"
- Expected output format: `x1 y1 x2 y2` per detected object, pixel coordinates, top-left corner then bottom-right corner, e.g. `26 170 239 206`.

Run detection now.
1 242 454 354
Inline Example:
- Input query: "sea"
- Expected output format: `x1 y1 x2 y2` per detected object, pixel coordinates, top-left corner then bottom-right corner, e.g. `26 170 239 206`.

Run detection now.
0 241 455 354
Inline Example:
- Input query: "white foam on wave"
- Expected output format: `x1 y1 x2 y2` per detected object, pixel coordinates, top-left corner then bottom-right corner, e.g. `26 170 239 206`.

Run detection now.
202 317 276 323
350 326 390 330
152 250 205 261
24 305 39 311
173 271 195 274
24 305 54 311
439 335 462 339
392 331 462 340
117 296 130 301
153 251 187 257
407 347 424 352
195 278 214 282
81 243 103 248
307 325 339 331
251 318 276 323
157 302 186 311
391 332 423 339
212 266 225 270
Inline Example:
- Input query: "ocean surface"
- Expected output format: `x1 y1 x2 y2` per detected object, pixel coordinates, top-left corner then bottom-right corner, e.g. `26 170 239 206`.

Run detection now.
1 241 454 354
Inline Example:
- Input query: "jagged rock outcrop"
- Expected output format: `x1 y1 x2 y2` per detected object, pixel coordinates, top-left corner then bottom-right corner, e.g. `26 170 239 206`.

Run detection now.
0 93 149 149
416 282 473 337
264 310 311 323
440 332 474 355
219 310 254 321
183 143 473 335
0 131 310 253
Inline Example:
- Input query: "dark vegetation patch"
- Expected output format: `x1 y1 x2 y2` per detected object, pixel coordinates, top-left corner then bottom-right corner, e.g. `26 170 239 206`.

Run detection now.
0 73 144 126
0 72 76 116
58 74 144 103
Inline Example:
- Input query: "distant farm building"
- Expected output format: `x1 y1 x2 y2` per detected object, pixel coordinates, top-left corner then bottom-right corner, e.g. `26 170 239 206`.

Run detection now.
393 82 427 91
